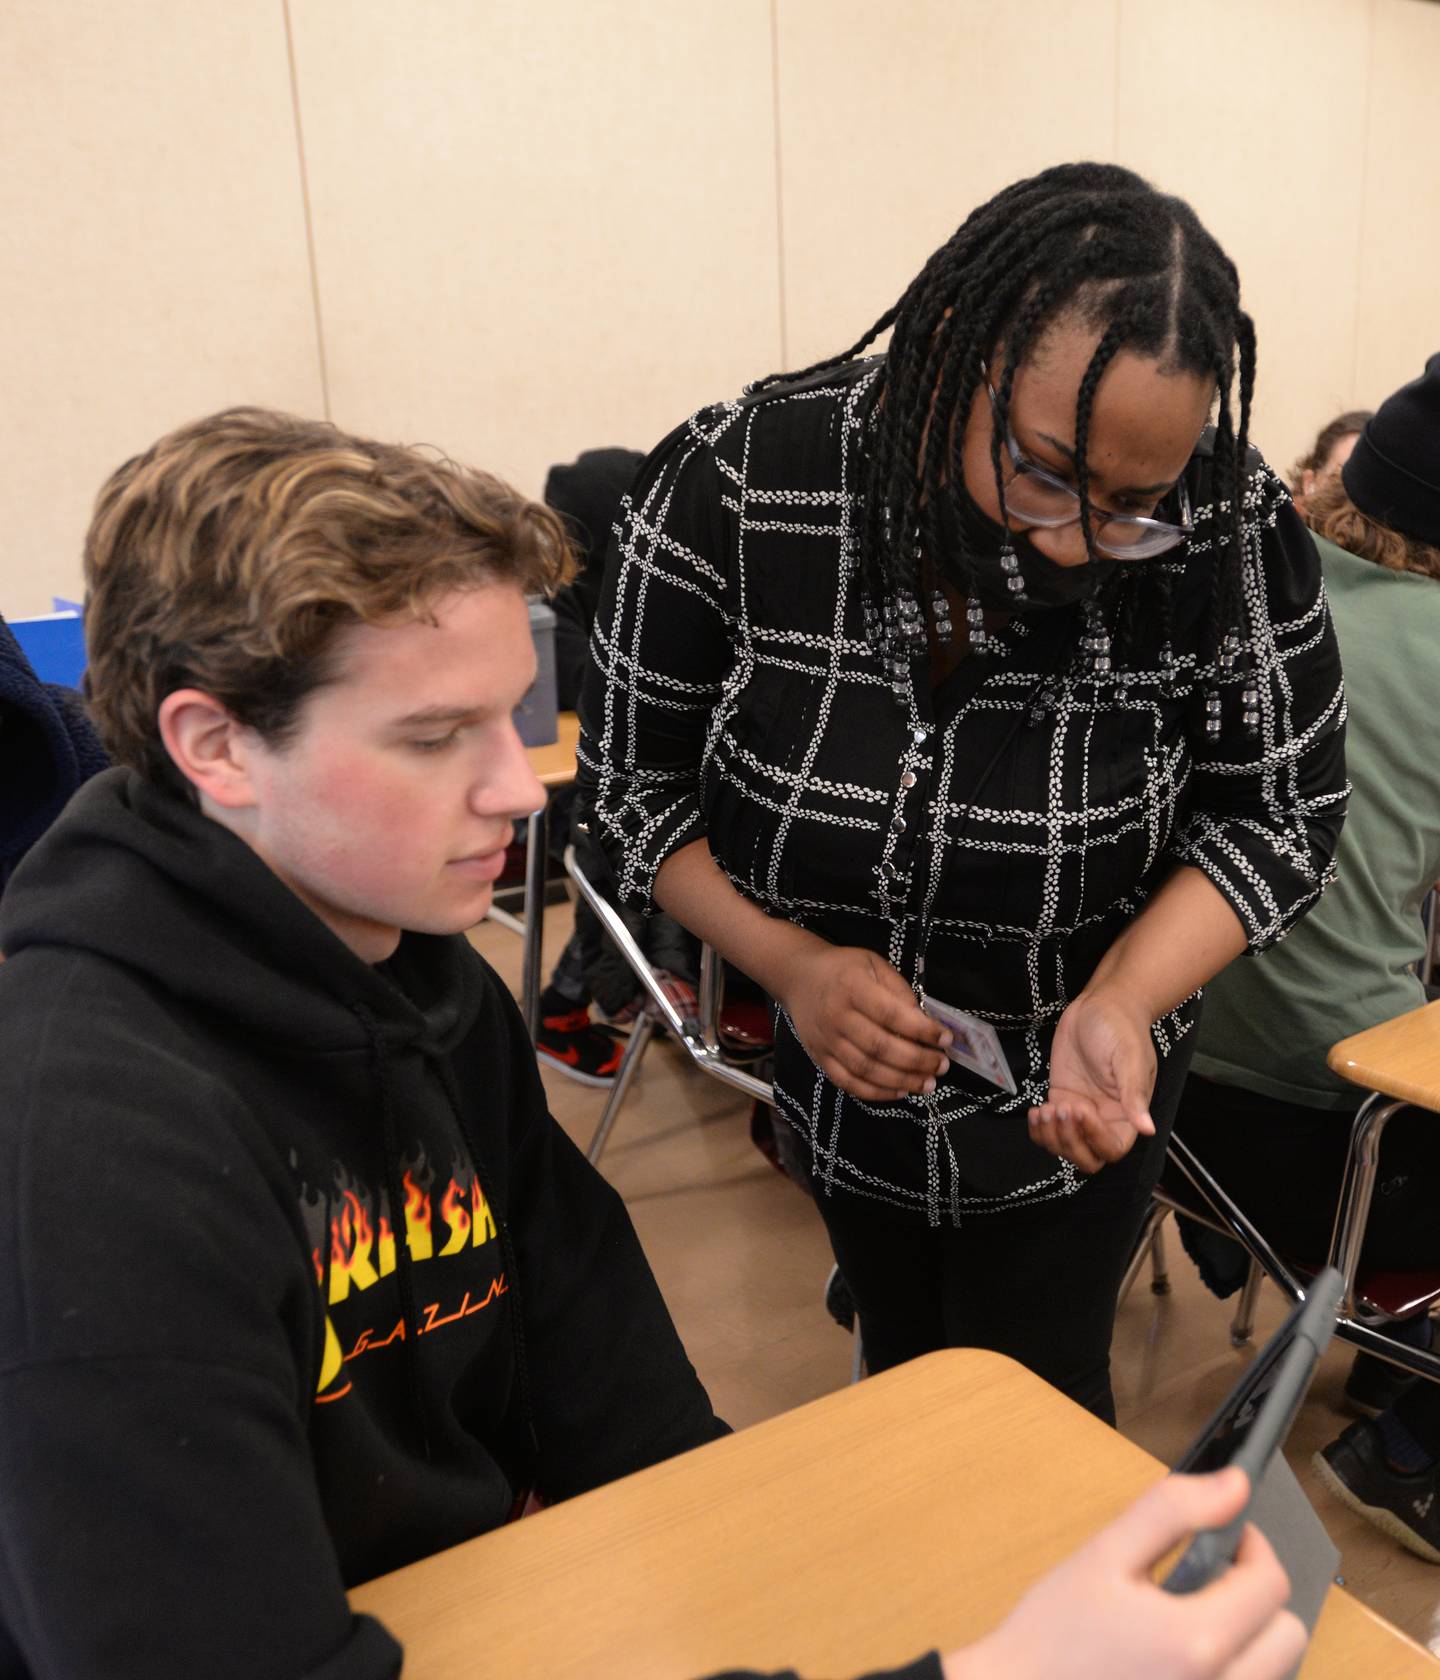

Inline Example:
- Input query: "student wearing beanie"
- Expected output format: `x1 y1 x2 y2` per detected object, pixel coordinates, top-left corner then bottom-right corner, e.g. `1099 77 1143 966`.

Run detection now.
1177 351 1440 1563
1340 353 1440 550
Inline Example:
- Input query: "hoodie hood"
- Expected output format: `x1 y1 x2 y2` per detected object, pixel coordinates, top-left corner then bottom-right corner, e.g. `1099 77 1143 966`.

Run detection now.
0 768 482 1058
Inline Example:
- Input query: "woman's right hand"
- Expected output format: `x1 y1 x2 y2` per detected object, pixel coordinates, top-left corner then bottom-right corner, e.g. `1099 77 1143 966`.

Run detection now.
652 841 950 1101
775 939 952 1102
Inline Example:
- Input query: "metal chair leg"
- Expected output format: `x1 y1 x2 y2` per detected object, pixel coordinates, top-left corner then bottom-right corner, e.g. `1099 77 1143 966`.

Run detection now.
521 803 550 1039
698 941 724 1055
1327 1093 1406 1318
1166 1133 1306 1301
850 1325 866 1385
1230 1257 1262 1347
564 848 770 1103
1149 1214 1171 1295
586 1011 658 1166
564 845 772 1168
1118 1202 1169 1306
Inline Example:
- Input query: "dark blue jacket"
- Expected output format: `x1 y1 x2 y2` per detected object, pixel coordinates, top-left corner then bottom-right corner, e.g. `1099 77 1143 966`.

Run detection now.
0 617 108 892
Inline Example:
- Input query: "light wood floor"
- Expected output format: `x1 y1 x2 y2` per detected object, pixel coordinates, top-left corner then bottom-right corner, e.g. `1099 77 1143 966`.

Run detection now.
471 902 1440 1657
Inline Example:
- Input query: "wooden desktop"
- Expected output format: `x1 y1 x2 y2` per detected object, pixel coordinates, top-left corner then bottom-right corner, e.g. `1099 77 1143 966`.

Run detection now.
351 1348 1439 1678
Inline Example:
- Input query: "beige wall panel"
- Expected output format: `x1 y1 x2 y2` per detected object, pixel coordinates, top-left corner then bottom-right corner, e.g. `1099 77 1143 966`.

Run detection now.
289 0 780 493
1115 0 1371 482
775 0 1119 373
1355 0 1440 412
0 1 323 615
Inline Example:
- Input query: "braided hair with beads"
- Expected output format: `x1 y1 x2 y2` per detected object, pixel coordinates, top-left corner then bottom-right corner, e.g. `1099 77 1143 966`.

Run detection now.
749 161 1260 736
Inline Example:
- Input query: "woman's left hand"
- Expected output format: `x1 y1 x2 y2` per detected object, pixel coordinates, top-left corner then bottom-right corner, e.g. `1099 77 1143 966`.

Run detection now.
1028 987 1158 1174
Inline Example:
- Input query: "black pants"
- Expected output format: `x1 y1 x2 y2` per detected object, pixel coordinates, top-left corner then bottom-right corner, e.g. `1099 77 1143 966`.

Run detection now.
1174 1074 1440 1272
814 1039 1193 1424
1395 1369 1440 1455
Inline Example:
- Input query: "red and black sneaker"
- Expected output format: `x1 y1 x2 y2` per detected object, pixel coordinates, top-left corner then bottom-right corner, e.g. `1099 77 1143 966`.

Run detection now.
535 992 625 1089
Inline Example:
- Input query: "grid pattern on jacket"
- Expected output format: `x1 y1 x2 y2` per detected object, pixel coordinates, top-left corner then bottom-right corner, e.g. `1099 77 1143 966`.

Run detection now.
578 364 1348 1223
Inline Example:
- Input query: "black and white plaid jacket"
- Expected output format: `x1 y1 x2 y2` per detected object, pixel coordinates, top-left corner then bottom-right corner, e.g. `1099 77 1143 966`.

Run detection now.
579 362 1347 1223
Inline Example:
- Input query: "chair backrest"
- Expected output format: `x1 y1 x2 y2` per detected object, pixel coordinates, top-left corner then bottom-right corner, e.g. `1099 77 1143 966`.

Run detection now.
562 845 772 1105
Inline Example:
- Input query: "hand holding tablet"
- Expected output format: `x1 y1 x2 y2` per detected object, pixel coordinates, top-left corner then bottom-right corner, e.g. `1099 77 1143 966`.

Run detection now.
1164 1266 1344 1595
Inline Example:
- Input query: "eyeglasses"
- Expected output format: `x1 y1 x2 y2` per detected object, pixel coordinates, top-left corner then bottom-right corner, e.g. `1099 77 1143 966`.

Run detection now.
981 367 1193 560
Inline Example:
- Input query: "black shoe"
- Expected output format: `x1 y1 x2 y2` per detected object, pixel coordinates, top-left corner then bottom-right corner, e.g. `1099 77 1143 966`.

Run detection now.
535 997 624 1089
1313 1419 1440 1564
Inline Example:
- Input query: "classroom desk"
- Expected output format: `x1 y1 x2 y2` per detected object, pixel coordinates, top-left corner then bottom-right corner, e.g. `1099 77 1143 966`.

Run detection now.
525 707 583 793
1329 996 1440 1113
488 710 580 1038
1326 997 1440 1320
350 1348 1438 1679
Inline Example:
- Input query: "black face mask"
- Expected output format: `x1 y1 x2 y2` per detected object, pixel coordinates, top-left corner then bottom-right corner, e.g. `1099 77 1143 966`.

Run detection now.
933 490 1117 611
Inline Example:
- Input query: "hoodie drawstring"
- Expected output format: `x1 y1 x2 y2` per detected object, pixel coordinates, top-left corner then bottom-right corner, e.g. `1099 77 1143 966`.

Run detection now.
353 1003 434 1461
435 1059 541 1466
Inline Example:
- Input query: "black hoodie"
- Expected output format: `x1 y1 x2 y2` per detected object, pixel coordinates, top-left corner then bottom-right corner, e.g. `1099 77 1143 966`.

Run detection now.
0 769 726 1678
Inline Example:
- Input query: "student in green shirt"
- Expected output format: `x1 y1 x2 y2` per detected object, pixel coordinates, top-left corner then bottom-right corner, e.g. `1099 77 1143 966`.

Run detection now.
1176 353 1440 1564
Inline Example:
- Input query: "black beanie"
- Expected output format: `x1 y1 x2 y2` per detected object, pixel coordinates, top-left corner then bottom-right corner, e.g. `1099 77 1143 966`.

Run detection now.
1341 352 1440 549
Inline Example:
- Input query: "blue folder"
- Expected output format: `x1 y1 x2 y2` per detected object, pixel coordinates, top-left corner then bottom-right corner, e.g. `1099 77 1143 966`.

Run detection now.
7 611 86 690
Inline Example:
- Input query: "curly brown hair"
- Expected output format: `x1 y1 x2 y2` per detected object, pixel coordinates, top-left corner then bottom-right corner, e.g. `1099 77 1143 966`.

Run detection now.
1305 471 1440 581
1290 409 1372 488
82 407 573 794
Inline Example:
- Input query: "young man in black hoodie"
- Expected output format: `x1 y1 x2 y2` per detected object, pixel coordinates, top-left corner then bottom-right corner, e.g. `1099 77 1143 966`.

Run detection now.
0 409 1303 1680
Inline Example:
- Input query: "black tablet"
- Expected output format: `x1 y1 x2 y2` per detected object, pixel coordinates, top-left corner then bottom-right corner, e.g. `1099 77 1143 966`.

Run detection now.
1163 1265 1343 1594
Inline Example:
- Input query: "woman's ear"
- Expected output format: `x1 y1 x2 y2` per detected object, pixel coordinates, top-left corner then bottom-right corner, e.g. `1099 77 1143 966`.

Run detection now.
156 689 259 810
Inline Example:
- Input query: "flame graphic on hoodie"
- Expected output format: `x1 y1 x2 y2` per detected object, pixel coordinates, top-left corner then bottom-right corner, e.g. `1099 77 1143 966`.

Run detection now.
311 1159 499 1397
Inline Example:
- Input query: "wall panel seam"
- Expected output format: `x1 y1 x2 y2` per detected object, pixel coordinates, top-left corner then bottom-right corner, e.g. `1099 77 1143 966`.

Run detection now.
769 0 789 371
282 0 332 419
1352 0 1378 401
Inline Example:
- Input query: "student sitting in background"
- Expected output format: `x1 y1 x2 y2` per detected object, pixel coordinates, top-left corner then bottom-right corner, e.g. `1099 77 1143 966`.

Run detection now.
1287 408 1371 518
0 407 1302 1680
1177 355 1440 1563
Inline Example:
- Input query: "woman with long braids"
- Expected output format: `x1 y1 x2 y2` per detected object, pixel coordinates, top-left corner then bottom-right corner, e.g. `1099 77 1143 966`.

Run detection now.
578 162 1347 1419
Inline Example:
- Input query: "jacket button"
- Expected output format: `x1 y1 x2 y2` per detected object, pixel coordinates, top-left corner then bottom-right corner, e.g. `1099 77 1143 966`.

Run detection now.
900 771 917 789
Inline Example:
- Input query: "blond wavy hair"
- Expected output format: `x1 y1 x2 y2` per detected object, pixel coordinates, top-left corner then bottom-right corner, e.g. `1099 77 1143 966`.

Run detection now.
83 407 573 792
1304 472 1440 582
